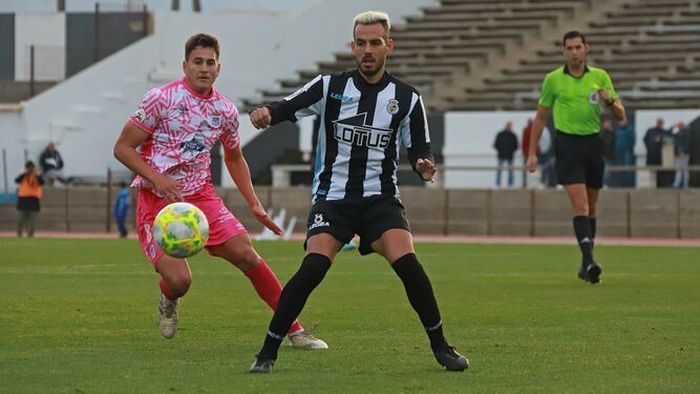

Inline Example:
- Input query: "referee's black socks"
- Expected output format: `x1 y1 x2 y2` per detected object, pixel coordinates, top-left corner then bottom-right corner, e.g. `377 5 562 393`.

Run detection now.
573 216 594 264
392 253 447 351
257 253 331 360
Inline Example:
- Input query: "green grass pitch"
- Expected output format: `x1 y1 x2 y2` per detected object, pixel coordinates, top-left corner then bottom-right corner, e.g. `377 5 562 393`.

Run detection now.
1 238 699 393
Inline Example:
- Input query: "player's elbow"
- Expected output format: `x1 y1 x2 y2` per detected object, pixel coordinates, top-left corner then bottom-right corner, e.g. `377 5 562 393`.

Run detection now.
113 140 128 164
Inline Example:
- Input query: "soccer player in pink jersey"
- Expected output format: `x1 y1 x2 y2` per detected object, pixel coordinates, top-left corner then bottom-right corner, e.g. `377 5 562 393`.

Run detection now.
113 33 327 349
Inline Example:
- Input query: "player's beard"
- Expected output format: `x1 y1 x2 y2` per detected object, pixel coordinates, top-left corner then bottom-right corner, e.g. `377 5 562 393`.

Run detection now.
357 56 384 78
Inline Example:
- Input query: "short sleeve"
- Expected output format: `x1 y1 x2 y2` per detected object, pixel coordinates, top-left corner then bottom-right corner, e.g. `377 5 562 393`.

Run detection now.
601 70 618 100
538 73 555 108
219 104 240 151
128 88 166 133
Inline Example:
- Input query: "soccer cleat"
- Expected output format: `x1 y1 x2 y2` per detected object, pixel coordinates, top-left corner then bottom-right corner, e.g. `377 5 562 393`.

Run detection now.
249 356 275 373
433 346 469 372
578 261 602 284
288 330 329 349
157 294 179 339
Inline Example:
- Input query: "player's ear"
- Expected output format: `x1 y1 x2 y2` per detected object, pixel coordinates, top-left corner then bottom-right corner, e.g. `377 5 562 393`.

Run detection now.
386 37 395 52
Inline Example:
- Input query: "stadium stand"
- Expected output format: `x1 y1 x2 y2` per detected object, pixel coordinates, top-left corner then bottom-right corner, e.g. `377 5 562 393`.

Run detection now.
244 0 700 112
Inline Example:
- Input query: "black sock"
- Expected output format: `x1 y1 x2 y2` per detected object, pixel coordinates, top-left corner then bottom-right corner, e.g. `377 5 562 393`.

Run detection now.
573 216 594 264
257 253 331 360
589 217 597 250
391 253 447 351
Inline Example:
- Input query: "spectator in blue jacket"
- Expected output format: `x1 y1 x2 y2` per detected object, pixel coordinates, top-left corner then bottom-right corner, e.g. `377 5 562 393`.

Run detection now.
673 122 690 189
112 181 130 238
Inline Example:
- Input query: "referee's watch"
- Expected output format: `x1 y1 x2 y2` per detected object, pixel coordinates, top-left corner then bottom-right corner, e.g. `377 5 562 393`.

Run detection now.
605 98 617 107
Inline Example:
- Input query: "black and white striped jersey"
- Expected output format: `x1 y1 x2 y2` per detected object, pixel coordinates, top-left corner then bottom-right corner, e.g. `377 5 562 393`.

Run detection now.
266 70 433 202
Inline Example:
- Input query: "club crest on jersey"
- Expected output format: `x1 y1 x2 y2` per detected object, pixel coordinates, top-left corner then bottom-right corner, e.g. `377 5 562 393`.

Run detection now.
132 108 146 123
208 111 222 128
386 99 399 114
588 91 600 105
332 113 393 151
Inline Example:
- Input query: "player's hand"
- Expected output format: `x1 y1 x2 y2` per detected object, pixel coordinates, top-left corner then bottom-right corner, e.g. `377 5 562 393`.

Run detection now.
252 203 283 236
153 174 182 203
249 107 272 130
416 158 437 182
597 88 612 104
525 155 538 173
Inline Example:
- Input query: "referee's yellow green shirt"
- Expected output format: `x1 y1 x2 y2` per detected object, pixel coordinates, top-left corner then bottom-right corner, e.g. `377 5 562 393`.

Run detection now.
538 65 618 135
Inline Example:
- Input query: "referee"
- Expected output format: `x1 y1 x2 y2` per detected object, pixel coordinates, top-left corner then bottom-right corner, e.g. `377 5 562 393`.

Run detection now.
526 31 626 284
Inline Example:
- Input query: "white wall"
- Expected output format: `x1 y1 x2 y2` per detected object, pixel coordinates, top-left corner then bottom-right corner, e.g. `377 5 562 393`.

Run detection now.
14 13 65 81
444 111 536 189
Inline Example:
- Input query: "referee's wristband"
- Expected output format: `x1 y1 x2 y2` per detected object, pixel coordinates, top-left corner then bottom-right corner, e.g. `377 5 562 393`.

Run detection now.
605 98 616 107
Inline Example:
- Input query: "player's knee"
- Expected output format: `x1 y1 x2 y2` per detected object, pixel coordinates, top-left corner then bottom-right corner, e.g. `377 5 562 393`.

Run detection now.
167 275 191 296
573 202 589 216
232 247 261 272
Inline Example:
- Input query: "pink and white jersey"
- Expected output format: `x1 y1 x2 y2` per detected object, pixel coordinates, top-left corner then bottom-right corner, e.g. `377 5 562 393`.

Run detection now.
128 78 240 196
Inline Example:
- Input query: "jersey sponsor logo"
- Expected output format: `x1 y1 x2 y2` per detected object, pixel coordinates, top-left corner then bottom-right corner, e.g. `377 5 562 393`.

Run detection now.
386 99 399 114
588 91 599 105
309 213 330 230
330 92 354 103
180 133 207 159
133 108 147 123
332 113 393 151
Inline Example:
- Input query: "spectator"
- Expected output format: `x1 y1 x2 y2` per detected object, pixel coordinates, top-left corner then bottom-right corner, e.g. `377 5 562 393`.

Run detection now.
644 118 673 187
15 161 44 237
673 122 690 189
39 142 71 186
614 119 636 187
112 181 130 238
493 121 518 188
521 119 538 188
600 119 615 187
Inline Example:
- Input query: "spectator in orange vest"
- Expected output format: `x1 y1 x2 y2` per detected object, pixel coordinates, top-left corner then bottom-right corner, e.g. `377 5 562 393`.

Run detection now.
15 161 44 237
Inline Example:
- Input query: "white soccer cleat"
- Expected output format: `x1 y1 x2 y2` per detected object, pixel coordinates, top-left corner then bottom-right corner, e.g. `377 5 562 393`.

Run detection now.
288 330 329 350
157 294 179 339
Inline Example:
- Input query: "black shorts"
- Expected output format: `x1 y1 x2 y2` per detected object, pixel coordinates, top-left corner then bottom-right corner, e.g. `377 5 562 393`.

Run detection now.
553 130 604 189
305 194 410 255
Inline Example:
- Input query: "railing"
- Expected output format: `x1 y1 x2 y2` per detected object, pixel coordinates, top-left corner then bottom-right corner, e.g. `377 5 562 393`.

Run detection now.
270 163 700 188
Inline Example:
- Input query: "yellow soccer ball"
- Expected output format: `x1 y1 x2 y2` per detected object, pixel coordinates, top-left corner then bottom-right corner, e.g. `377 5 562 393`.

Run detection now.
152 202 209 258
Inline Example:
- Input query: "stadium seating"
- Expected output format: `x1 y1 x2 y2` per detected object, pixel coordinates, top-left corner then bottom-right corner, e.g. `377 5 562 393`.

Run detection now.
244 0 700 112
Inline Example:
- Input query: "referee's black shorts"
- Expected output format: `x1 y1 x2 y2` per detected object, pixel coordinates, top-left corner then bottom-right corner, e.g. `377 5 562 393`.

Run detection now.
305 194 411 255
553 130 604 189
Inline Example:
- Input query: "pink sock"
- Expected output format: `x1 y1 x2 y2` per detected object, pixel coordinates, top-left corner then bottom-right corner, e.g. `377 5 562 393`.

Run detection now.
245 259 303 334
159 277 176 301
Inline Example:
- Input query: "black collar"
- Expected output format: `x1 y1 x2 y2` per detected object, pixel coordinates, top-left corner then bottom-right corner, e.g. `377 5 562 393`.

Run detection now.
563 65 590 77
352 69 390 91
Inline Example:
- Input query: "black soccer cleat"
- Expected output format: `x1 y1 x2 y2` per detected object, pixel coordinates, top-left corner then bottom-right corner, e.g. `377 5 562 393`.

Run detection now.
249 355 275 373
433 346 469 372
578 261 602 284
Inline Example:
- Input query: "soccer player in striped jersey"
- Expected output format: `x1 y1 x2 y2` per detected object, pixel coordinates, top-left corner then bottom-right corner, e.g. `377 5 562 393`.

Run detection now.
248 11 468 373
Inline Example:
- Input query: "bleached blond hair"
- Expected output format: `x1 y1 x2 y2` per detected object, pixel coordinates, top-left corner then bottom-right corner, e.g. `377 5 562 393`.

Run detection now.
352 10 391 38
